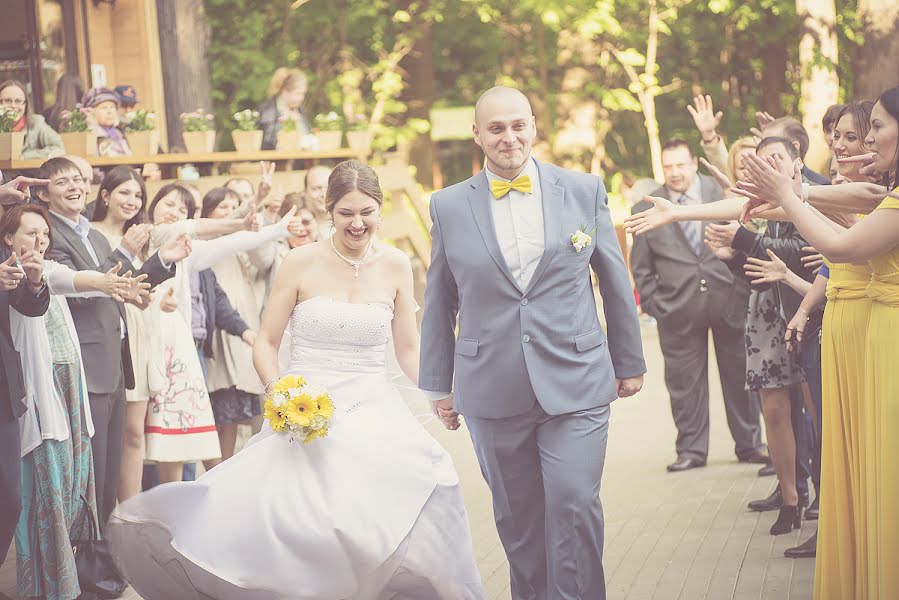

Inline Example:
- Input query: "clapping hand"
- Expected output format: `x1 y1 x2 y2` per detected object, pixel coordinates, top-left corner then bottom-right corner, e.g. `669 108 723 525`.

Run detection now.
705 221 740 249
158 233 192 264
624 196 677 235
121 223 151 257
733 153 801 219
800 246 825 273
744 249 787 285
0 254 25 290
699 157 733 191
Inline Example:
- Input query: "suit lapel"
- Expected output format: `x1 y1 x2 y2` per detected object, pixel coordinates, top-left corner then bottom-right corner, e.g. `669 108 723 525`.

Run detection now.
524 161 564 294
467 172 522 293
50 213 98 268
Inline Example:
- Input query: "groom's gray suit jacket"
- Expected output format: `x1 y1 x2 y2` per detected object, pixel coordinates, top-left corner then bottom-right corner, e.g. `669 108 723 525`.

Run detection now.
419 161 646 419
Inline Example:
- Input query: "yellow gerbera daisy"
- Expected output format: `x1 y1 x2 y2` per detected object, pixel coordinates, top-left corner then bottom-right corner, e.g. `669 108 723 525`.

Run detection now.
316 394 334 419
285 393 316 427
273 374 307 397
303 425 329 444
264 401 287 432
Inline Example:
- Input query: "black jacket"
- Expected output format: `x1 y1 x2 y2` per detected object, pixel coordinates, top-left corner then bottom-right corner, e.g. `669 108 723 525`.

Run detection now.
256 98 311 151
196 269 248 359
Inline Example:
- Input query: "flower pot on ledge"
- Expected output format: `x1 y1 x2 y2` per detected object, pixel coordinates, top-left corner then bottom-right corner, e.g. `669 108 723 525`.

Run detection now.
315 131 342 151
127 130 160 156
183 130 216 154
276 130 300 151
0 131 25 159
231 130 263 153
60 131 97 157
346 130 373 152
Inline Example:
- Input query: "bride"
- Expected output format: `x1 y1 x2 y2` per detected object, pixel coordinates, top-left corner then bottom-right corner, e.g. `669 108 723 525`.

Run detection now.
107 160 485 600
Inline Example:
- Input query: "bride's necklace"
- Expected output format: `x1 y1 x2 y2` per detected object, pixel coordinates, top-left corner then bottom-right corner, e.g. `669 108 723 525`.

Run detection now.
330 236 373 278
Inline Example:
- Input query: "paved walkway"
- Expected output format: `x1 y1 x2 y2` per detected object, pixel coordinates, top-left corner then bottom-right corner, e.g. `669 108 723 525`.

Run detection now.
1 323 816 599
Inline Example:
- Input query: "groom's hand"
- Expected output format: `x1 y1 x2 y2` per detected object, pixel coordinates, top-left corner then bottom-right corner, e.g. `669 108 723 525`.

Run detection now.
435 396 461 431
616 376 644 398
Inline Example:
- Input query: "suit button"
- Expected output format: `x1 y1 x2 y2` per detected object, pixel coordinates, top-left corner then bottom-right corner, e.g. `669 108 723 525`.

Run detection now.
700 286 708 293
521 298 528 306
700 279 707 285
522 334 531 343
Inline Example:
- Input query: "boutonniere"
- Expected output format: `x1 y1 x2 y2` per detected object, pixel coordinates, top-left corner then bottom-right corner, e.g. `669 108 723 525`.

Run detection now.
570 219 600 252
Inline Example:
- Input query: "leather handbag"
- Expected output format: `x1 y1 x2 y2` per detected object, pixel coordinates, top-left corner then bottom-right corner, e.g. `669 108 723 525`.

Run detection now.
72 498 126 599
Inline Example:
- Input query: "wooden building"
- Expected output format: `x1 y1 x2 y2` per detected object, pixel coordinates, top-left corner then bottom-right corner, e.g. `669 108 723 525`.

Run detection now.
2 0 173 148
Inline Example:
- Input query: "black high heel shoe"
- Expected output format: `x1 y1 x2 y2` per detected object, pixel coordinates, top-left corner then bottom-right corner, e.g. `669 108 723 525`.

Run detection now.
770 505 802 535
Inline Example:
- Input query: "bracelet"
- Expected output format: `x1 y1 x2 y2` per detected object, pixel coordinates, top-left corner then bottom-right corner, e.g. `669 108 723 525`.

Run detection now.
263 378 278 394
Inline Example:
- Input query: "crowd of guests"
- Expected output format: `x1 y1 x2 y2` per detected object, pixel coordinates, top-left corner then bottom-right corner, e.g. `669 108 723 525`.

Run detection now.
0 156 334 599
626 85 898 598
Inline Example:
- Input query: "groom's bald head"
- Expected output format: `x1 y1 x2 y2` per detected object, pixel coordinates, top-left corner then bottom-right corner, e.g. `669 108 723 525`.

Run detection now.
474 86 533 126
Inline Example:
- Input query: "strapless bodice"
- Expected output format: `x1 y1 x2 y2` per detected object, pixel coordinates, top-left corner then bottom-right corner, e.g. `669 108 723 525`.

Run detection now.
286 296 393 375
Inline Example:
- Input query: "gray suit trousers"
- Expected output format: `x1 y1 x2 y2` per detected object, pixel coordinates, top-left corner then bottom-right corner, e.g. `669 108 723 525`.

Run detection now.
465 404 610 600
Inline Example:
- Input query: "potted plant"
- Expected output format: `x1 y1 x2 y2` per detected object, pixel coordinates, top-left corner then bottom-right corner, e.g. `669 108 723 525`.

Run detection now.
180 109 216 154
58 105 97 156
0 106 24 160
125 108 159 156
345 114 372 152
231 109 262 153
276 113 301 151
313 111 344 151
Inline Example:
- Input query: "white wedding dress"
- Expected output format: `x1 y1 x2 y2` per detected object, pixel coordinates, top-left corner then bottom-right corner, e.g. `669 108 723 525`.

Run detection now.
107 297 485 600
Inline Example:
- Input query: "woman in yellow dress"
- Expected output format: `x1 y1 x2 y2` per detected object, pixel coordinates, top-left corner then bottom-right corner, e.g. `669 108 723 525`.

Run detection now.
736 85 898 600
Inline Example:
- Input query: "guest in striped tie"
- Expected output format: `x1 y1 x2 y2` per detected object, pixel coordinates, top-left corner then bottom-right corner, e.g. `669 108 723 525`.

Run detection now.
630 139 767 472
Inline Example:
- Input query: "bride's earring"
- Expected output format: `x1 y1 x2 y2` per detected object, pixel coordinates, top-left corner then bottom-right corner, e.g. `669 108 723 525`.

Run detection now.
328 221 335 237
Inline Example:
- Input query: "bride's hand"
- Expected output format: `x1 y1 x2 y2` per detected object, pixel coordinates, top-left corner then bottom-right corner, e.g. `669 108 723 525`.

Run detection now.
624 196 677 235
435 396 460 431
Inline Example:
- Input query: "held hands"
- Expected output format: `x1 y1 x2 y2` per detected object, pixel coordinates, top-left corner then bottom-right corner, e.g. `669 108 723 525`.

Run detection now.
623 196 678 235
433 395 461 431
158 233 192 264
687 94 723 141
616 375 643 398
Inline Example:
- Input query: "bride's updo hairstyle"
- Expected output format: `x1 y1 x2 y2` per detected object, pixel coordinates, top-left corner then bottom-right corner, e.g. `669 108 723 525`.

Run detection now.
325 160 384 213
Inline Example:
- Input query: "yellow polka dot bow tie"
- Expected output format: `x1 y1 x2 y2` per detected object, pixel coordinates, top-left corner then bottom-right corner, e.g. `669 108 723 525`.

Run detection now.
490 175 532 199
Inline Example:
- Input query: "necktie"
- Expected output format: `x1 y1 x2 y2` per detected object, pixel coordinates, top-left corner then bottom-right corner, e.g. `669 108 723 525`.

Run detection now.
676 194 703 255
491 175 532 199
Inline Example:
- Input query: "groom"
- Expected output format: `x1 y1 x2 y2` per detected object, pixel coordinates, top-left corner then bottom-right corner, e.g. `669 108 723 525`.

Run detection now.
419 86 646 600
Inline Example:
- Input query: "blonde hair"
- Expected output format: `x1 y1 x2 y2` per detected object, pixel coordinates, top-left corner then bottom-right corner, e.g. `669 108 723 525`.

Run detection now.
727 136 758 183
268 68 307 98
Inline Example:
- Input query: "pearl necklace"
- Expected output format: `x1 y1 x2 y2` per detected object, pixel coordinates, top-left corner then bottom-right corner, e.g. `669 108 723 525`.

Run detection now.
330 236 373 278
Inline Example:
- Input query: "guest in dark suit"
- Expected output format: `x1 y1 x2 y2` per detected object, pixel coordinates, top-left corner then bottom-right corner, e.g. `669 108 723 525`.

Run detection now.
0 245 50 569
631 139 766 472
34 157 188 528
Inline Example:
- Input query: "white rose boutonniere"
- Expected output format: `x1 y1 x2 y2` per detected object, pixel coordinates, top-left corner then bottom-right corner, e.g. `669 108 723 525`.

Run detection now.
570 229 593 252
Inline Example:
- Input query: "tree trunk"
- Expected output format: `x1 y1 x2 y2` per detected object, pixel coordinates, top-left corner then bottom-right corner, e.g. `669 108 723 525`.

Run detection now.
760 12 789 113
796 0 839 173
400 9 436 188
854 0 899 100
156 0 214 151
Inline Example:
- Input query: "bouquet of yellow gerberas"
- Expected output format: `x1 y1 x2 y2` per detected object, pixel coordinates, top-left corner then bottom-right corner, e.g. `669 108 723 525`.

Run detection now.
263 375 334 444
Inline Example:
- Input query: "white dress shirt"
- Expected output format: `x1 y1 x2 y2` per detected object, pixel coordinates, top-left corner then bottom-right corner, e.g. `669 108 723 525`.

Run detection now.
485 157 545 289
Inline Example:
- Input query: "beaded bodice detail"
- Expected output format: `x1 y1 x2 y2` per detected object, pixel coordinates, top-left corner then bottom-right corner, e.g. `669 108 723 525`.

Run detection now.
287 296 393 375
